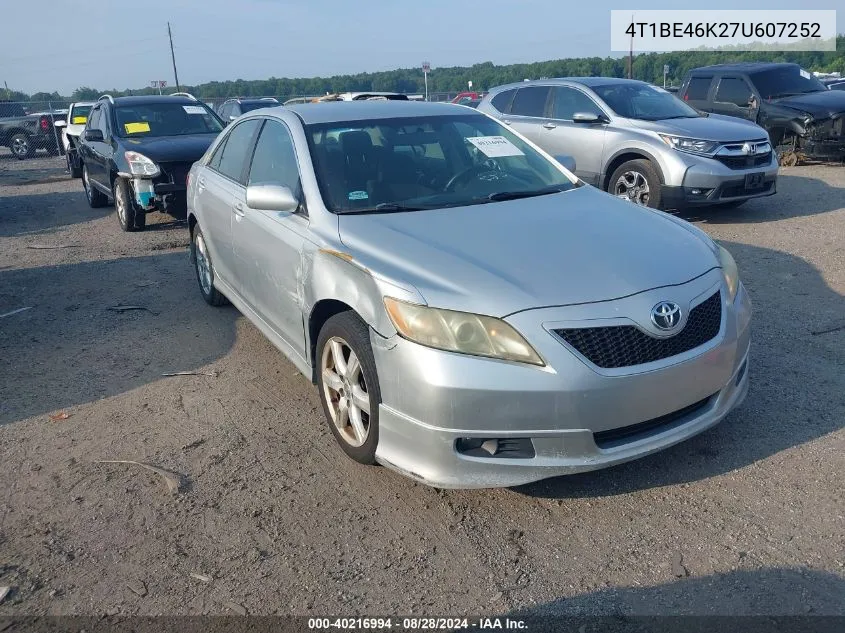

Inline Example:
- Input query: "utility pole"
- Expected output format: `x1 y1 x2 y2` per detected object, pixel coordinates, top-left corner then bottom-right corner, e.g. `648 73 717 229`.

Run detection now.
627 13 634 79
3 80 10 99
168 22 181 92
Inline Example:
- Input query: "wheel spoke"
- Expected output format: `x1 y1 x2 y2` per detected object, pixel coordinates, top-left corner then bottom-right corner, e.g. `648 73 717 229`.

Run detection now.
351 385 370 416
322 368 343 393
336 398 349 426
346 351 361 381
348 405 367 444
330 340 347 376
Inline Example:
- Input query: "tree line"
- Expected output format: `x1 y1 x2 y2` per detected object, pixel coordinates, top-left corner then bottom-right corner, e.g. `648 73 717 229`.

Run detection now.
7 37 844 103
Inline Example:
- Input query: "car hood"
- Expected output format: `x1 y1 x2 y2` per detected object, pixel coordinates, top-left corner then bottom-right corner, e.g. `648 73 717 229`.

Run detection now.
337 186 719 317
630 114 766 141
120 134 218 163
771 90 845 119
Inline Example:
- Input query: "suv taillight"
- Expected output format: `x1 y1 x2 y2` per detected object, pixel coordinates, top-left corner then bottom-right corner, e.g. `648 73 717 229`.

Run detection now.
40 116 49 130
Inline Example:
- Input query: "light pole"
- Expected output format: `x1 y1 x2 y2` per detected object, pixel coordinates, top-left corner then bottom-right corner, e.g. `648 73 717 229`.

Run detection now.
422 61 431 101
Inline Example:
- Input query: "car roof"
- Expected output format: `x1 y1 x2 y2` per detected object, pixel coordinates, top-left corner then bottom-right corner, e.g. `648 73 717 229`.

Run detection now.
111 95 203 106
283 100 477 124
490 77 648 91
227 97 279 103
688 62 799 74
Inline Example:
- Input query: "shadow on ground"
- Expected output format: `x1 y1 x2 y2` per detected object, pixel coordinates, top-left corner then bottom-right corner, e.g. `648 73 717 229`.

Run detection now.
518 240 845 499
507 568 845 631
0 252 239 424
0 190 112 238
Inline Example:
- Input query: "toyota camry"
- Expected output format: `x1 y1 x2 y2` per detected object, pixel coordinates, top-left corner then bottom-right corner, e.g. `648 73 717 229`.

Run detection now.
186 101 751 488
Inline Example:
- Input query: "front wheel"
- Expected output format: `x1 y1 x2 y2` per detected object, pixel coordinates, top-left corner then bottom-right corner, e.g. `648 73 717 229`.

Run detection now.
316 312 381 464
114 177 146 232
608 159 663 209
191 225 228 306
9 133 34 160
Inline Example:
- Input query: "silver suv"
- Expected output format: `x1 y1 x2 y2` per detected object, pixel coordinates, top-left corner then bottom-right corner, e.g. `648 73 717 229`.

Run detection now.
477 78 778 209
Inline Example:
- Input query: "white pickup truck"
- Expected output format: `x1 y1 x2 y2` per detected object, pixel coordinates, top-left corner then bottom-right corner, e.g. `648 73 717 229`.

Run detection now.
53 101 94 178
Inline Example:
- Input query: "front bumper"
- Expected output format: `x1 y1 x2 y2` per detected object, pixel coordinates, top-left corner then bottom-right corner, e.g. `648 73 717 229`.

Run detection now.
661 152 778 207
372 271 751 488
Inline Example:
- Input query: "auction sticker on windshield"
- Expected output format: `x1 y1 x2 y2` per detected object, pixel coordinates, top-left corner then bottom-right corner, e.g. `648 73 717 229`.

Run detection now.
467 136 525 158
124 122 151 134
183 105 207 114
72 116 87 124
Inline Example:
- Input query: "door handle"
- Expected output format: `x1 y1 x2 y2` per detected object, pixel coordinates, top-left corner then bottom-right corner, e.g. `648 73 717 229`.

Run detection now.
233 203 245 218
542 122 557 130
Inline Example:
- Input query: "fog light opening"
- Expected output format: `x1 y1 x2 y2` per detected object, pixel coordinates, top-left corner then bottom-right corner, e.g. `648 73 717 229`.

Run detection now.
455 437 535 459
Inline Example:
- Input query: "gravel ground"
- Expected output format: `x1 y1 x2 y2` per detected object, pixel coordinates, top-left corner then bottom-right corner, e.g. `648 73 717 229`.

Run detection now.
0 154 843 619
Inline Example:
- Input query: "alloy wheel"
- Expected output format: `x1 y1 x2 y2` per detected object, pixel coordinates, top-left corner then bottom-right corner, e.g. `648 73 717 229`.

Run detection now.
12 137 29 158
321 336 371 447
614 170 650 206
194 232 213 296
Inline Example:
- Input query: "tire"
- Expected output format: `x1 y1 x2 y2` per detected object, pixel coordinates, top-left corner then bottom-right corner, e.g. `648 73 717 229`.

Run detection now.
316 311 381 465
190 225 228 306
608 159 663 209
113 177 146 232
9 133 34 160
67 150 82 178
82 164 108 208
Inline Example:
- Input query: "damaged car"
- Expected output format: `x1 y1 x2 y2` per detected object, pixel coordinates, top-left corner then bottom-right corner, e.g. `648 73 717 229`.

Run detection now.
680 63 845 166
186 101 751 489
78 93 224 231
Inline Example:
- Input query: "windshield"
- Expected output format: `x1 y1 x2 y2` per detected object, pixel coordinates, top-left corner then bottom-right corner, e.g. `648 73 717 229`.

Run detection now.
593 83 700 121
240 101 278 112
114 103 223 138
306 114 578 214
749 67 826 99
69 105 92 125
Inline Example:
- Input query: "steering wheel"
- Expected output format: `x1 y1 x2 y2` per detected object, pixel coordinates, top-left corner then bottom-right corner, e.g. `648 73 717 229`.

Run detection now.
444 163 502 192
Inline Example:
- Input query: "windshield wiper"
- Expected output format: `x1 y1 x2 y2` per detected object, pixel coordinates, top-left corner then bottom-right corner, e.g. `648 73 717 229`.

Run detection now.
485 186 567 202
339 202 430 215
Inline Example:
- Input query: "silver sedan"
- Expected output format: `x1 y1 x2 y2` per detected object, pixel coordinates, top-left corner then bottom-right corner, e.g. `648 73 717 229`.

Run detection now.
186 101 751 489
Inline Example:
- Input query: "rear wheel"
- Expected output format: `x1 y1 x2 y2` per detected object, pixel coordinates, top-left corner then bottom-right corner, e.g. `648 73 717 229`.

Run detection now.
82 164 108 208
608 159 663 209
10 133 34 160
67 149 82 178
114 177 146 232
316 312 381 465
191 225 228 306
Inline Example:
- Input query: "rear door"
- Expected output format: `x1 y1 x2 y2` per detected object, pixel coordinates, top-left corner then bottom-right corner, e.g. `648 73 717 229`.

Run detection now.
502 86 553 146
232 118 310 356
541 86 608 186
711 76 758 122
197 118 262 288
680 74 714 112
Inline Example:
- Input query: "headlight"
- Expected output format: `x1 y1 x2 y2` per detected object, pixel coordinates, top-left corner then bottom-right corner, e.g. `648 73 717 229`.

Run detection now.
383 298 544 366
124 151 160 177
718 245 739 302
659 135 719 156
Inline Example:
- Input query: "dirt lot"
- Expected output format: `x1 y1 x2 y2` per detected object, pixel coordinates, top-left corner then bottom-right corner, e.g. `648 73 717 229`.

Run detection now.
0 153 843 620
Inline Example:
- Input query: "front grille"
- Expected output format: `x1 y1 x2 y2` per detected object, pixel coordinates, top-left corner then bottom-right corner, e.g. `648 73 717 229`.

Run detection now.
593 395 714 449
553 291 722 369
715 152 772 169
158 162 192 187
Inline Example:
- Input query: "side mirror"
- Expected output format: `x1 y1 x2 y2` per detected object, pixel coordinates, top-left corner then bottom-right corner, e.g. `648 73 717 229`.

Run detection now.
83 129 104 142
246 184 299 212
572 112 605 124
554 154 576 173
54 120 67 128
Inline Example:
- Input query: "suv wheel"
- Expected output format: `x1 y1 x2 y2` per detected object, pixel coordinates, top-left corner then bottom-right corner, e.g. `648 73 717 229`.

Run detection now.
114 177 146 232
608 159 662 209
67 150 82 178
316 312 381 465
10 133 34 160
82 165 108 208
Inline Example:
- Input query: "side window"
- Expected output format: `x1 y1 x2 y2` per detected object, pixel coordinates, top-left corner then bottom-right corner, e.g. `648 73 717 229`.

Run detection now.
87 107 101 133
510 86 551 118
685 76 713 101
219 103 231 119
208 137 228 170
247 120 301 195
551 87 603 120
490 89 516 113
215 119 261 183
97 107 110 137
715 77 753 106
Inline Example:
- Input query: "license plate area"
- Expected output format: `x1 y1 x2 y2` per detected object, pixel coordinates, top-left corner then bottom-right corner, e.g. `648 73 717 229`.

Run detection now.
744 172 765 189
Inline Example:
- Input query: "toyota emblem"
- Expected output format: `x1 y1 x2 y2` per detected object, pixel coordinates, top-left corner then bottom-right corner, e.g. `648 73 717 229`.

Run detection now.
651 301 682 331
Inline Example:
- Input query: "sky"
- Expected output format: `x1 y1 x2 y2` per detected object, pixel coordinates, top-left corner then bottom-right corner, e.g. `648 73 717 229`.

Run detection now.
2 0 843 95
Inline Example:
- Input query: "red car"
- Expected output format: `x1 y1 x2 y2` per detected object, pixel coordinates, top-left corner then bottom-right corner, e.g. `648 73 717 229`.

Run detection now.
451 91 483 104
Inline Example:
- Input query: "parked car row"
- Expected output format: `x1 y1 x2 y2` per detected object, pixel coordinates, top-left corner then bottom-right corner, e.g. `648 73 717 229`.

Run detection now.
66 64 839 487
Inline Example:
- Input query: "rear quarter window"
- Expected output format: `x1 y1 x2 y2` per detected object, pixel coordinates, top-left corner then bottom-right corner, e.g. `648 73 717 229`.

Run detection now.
490 89 516 114
684 76 713 101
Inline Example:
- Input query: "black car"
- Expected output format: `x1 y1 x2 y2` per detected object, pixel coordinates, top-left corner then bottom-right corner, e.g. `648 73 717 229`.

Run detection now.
679 63 845 165
217 97 280 124
78 93 224 231
0 101 63 159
